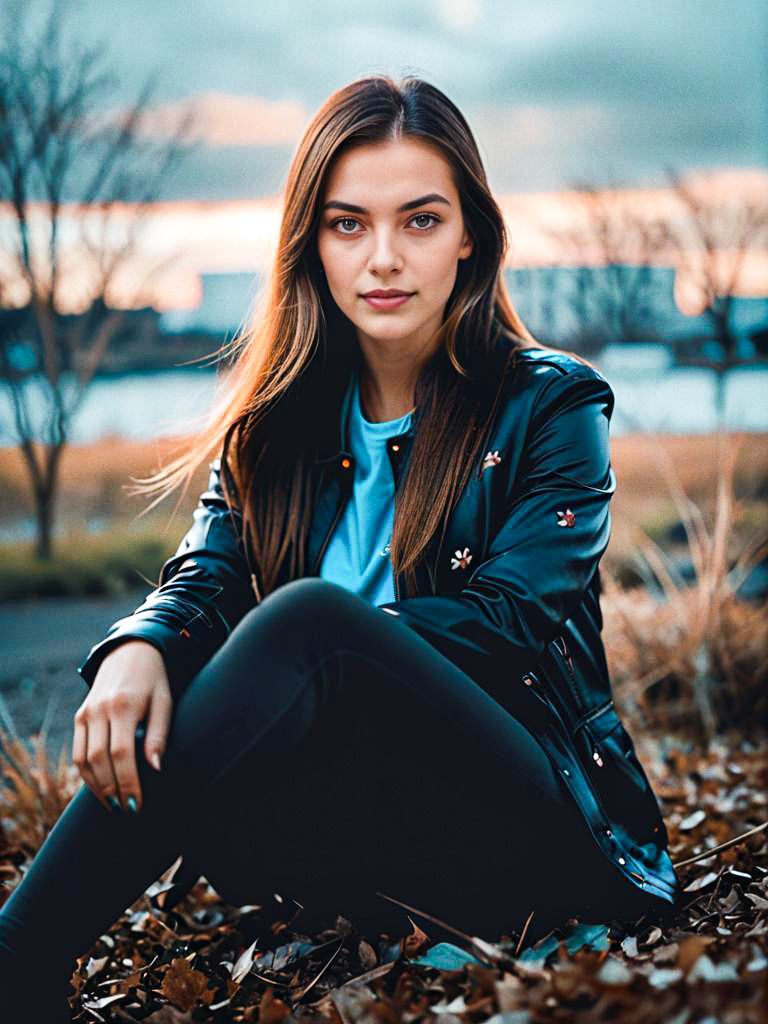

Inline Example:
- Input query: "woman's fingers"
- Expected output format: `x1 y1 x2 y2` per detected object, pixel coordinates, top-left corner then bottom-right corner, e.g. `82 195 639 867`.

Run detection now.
72 714 117 812
72 714 85 772
85 713 122 808
109 713 144 812
143 683 172 774
72 717 101 806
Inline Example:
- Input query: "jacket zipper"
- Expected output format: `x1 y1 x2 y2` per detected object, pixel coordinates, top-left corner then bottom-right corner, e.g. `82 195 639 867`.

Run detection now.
557 632 576 674
551 632 590 716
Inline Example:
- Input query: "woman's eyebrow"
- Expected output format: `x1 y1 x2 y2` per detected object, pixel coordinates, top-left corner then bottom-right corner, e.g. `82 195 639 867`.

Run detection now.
321 193 451 214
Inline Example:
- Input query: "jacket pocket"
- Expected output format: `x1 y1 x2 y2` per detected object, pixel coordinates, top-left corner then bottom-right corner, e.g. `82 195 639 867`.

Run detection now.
572 703 669 848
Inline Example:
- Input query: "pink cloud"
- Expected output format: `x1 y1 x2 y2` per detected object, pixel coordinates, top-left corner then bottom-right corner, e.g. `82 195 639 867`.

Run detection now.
137 91 311 147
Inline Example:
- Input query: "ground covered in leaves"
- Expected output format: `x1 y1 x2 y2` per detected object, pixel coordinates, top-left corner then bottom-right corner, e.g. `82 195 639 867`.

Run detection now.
1 731 765 1023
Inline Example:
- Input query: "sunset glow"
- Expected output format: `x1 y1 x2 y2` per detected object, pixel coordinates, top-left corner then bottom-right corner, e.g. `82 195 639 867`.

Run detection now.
1 169 765 315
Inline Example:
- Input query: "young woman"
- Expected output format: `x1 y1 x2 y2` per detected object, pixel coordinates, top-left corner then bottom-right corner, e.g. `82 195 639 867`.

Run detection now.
0 75 681 1018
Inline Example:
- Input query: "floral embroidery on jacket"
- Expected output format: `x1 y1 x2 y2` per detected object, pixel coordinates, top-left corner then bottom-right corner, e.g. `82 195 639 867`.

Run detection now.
450 547 473 570
482 450 502 471
556 508 576 528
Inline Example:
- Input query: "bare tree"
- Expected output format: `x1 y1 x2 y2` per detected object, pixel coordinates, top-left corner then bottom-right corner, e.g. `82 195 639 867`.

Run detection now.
661 167 768 424
535 180 669 356
0 0 197 558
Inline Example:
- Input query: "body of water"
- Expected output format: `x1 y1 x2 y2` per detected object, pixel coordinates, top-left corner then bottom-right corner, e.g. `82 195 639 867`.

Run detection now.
0 344 766 445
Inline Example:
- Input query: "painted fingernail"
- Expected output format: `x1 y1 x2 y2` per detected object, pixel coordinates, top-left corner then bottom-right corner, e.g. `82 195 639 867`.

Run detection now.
107 795 121 813
126 796 139 814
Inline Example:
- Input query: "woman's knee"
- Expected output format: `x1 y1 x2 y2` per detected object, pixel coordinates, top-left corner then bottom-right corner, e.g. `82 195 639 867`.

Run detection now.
242 577 361 648
200 578 361 704
265 576 354 614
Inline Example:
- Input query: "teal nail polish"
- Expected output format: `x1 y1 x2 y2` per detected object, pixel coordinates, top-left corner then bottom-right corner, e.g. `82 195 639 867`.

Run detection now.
126 796 139 814
107 795 121 812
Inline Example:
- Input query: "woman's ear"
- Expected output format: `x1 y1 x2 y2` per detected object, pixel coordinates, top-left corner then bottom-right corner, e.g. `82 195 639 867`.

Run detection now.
459 231 473 261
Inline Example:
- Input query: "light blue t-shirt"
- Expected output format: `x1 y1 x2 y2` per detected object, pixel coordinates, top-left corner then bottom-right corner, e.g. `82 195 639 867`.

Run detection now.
319 370 414 606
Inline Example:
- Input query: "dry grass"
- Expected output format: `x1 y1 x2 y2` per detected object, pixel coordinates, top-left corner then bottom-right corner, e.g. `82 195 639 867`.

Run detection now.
605 430 768 577
0 694 79 857
603 431 768 744
0 435 210 533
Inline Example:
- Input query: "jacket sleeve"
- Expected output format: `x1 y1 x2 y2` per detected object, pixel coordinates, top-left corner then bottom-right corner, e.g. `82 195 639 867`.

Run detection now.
378 366 617 686
76 457 256 701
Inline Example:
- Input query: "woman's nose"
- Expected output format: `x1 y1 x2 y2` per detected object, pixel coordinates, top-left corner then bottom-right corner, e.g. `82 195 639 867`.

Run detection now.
366 229 403 276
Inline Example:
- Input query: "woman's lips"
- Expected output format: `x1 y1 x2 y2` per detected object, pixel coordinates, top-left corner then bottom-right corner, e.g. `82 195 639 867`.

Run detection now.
362 292 414 310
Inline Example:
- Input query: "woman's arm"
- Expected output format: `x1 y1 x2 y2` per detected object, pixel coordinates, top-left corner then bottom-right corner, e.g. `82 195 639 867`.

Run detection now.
378 367 616 686
77 457 255 702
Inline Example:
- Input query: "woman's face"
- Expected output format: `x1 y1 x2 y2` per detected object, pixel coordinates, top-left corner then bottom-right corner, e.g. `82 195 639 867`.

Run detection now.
316 137 473 358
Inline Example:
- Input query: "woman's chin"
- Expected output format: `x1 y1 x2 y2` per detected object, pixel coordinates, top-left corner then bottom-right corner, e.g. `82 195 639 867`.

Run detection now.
351 317 435 348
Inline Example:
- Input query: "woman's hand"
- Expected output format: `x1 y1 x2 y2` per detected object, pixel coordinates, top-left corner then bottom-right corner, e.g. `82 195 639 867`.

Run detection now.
72 640 173 813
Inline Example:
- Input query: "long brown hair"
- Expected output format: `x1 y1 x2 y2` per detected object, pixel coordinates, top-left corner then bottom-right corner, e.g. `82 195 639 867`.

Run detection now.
130 74 566 598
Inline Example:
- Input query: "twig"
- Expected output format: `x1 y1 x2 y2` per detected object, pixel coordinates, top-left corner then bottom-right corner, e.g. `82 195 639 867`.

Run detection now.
337 962 396 988
672 819 767 868
375 891 509 967
515 910 536 957
291 937 345 1004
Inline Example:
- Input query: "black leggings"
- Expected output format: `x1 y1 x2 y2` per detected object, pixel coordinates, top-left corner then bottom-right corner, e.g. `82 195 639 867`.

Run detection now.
0 578 640 995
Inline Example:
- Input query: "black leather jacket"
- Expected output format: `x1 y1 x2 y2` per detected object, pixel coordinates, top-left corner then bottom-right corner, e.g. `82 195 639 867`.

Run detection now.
78 345 681 909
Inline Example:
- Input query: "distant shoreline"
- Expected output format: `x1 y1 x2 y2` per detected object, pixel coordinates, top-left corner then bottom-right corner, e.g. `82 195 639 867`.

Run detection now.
3 345 768 446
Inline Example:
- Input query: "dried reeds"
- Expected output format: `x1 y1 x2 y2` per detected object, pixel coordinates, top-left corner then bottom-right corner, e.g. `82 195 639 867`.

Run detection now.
0 692 79 860
602 431 768 743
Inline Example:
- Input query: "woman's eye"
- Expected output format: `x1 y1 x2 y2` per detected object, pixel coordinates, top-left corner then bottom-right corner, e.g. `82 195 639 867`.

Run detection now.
333 217 361 234
410 213 440 230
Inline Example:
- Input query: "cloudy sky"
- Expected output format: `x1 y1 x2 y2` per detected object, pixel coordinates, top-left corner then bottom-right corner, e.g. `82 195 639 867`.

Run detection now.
4 0 766 313
22 0 768 199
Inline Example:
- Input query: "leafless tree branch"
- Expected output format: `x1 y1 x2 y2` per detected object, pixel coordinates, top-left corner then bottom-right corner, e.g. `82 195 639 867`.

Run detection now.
0 0 200 557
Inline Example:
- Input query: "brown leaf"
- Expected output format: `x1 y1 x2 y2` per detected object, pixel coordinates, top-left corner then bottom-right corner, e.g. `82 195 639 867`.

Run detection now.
160 957 210 1012
676 935 715 974
259 985 292 1023
358 938 378 971
401 917 430 959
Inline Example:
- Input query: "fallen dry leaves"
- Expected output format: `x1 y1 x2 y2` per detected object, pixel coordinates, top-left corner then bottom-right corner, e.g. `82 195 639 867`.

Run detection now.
1 729 765 1022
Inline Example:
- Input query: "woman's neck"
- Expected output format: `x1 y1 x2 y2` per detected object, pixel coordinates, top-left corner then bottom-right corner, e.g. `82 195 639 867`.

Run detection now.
357 369 416 423
354 327 444 423
356 337 436 423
